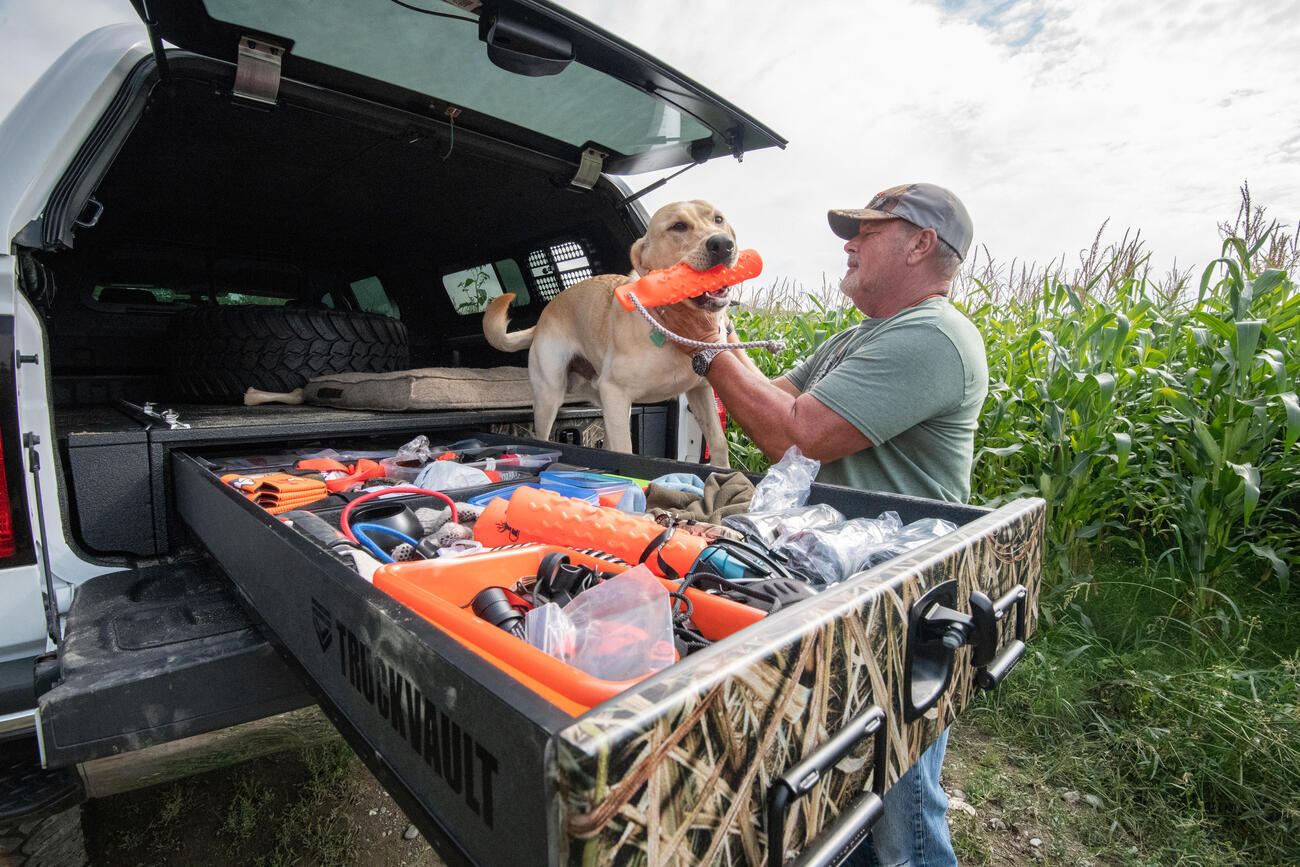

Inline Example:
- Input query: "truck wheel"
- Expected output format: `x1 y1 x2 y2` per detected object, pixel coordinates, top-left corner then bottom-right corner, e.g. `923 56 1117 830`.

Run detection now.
0 806 89 867
167 307 409 403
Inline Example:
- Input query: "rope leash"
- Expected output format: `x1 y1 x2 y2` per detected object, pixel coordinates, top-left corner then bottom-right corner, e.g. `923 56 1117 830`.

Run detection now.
627 292 785 354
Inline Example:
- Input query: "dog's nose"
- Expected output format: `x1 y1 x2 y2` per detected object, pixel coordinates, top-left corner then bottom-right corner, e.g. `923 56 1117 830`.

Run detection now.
705 234 735 267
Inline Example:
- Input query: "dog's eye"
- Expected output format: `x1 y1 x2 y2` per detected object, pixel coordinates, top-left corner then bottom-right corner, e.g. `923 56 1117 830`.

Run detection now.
670 221 688 232
714 215 725 224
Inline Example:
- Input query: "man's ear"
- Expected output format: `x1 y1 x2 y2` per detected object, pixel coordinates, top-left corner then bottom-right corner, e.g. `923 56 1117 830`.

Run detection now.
630 237 649 276
908 228 939 265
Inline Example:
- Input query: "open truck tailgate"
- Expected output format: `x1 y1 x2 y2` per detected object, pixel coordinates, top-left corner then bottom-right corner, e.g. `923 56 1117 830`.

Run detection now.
170 437 1043 866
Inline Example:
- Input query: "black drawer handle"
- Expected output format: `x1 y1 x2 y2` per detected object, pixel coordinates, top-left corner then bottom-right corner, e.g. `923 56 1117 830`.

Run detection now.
767 704 887 867
970 585 1028 689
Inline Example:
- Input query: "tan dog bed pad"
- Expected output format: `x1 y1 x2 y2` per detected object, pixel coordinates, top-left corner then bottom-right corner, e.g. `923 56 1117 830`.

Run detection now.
303 366 579 412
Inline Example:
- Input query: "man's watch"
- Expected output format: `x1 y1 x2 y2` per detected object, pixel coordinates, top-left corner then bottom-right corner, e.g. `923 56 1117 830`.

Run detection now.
691 347 726 376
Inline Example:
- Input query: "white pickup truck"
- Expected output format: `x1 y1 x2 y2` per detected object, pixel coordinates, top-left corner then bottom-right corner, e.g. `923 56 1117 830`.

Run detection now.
0 3 1040 865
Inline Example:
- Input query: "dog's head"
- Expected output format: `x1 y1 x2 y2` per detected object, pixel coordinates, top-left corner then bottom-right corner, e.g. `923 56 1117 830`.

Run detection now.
630 200 738 312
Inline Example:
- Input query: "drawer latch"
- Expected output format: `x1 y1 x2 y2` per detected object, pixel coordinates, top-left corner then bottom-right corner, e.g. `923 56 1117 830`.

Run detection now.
903 579 1028 722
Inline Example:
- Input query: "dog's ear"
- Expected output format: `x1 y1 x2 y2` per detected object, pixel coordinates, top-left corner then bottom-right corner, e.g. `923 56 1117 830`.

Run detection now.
629 236 650 276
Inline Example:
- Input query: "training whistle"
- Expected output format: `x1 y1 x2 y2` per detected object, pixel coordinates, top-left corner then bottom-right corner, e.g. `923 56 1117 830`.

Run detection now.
614 248 763 311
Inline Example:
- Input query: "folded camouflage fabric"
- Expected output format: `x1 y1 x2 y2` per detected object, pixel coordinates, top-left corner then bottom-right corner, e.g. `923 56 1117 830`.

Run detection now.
644 470 755 523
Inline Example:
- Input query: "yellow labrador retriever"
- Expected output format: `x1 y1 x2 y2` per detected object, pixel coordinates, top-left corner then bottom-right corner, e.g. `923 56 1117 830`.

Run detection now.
482 200 737 466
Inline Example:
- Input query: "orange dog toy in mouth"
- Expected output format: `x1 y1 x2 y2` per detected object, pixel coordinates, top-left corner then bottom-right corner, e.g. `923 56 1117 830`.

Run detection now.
614 248 763 311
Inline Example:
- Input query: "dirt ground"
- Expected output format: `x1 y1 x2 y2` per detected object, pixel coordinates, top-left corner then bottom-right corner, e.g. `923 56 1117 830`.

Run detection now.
83 715 1120 866
84 741 445 867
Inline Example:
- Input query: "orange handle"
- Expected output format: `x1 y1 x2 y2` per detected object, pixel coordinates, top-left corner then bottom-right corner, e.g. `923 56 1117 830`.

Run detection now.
614 248 763 311
501 486 706 577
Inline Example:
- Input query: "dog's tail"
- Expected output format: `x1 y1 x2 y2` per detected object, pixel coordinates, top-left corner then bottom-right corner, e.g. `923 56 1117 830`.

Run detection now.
482 294 535 353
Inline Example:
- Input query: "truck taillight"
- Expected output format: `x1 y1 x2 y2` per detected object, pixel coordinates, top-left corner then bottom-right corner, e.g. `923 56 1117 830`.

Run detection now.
1 322 34 565
0 432 13 557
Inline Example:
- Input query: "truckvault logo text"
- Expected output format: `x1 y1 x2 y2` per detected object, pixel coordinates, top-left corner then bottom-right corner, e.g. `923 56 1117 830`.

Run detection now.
316 603 499 828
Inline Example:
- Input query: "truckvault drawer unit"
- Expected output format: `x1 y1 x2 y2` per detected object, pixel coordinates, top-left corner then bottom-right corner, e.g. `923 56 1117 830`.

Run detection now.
170 435 1043 866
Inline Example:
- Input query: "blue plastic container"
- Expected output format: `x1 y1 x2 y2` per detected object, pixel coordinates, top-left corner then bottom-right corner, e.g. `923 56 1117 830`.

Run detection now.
465 481 599 507
539 471 644 510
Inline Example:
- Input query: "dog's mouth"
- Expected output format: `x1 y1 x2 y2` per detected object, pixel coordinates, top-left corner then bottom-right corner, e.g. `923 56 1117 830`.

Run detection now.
692 286 732 310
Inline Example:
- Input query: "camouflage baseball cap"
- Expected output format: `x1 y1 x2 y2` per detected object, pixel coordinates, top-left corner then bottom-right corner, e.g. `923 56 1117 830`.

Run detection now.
828 183 974 260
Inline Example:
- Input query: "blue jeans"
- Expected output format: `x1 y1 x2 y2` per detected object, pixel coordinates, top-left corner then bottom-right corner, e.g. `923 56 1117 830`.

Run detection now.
844 728 956 867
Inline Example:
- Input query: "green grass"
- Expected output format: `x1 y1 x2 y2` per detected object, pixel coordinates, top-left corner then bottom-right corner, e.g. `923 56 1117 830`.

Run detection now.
256 742 359 867
970 556 1300 863
90 740 360 867
728 190 1300 863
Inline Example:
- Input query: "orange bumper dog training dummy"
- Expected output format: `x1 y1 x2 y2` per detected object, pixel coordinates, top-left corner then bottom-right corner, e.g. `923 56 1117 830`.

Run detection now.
476 486 708 578
614 248 763 311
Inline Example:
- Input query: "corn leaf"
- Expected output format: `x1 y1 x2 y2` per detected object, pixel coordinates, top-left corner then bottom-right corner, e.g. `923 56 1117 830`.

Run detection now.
1248 543 1290 593
1279 392 1300 453
1114 432 1132 474
1227 462 1260 524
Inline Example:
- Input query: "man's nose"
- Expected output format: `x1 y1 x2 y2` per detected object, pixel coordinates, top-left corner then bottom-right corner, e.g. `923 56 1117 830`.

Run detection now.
705 234 735 267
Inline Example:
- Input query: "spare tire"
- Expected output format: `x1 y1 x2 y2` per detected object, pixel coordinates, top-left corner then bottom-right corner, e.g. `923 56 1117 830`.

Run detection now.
167 306 409 403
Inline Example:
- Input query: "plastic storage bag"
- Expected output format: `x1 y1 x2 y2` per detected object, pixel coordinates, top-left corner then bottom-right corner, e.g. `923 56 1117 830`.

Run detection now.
748 445 821 513
524 564 676 681
773 512 904 586
859 517 959 568
722 502 845 547
412 461 492 491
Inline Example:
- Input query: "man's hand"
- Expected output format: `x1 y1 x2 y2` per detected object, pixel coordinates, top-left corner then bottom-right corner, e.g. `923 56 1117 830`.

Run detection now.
652 304 727 356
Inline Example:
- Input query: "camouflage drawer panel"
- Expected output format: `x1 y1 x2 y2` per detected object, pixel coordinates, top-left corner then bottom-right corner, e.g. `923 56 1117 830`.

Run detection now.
551 497 1044 866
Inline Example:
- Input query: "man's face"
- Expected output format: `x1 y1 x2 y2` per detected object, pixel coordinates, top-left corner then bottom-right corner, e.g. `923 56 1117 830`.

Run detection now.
838 218 911 312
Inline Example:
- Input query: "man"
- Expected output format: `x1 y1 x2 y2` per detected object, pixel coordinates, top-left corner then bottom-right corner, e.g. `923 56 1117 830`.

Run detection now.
659 182 987 866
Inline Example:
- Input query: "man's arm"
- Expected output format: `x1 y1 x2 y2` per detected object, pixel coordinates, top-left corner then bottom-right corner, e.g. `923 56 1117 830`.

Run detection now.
705 350 872 462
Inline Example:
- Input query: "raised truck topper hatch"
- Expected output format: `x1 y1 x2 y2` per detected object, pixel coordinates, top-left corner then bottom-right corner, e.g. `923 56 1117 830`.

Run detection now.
129 0 786 176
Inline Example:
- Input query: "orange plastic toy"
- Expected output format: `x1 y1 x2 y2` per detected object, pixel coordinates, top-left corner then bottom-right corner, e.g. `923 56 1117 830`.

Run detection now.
296 458 384 492
373 544 763 711
478 486 709 579
614 248 763 311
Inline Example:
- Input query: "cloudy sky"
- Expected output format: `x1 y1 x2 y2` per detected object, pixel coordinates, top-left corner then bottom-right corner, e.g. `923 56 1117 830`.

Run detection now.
3 0 1298 292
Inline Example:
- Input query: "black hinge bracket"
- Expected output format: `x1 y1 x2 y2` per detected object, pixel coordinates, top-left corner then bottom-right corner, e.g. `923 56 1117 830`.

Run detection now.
725 125 744 162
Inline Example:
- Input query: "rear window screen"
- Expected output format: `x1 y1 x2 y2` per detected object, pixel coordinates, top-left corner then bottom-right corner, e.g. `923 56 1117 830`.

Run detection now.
527 240 594 301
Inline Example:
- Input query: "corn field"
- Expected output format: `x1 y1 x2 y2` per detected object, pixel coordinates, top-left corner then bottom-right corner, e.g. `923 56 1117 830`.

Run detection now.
727 199 1300 860
731 218 1299 623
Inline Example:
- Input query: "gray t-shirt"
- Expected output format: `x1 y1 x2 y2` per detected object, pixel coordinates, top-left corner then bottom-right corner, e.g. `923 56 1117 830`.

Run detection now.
784 298 988 504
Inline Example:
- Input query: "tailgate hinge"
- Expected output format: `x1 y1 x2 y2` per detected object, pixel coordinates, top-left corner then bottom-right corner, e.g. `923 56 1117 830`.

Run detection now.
233 36 285 106
570 147 606 190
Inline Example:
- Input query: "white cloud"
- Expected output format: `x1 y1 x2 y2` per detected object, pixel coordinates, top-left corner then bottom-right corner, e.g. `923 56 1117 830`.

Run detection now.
2 0 1296 290
560 0 1300 288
